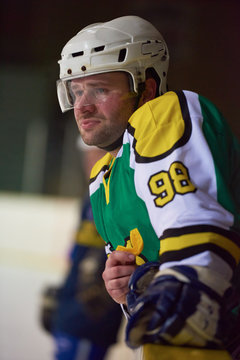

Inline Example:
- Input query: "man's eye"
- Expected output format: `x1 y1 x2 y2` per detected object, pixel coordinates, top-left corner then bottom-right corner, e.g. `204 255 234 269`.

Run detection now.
75 90 83 97
68 89 82 103
95 88 107 95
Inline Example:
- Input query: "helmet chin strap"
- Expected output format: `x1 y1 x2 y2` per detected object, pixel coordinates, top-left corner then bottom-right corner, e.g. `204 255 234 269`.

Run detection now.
133 82 145 111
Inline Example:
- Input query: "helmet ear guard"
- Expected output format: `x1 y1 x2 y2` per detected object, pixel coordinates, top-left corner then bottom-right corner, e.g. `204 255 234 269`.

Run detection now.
57 16 169 112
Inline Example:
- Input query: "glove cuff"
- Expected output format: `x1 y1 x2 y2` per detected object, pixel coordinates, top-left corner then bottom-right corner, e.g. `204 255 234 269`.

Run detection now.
127 262 160 314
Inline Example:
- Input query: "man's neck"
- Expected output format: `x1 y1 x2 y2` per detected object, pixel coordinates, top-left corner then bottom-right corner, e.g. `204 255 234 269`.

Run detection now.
98 133 124 155
109 147 120 158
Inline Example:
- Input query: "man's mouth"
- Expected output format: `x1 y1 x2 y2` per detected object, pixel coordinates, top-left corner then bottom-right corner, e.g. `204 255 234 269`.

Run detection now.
80 118 101 130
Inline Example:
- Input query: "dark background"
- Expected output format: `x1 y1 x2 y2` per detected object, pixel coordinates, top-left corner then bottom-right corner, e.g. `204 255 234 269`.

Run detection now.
1 0 239 197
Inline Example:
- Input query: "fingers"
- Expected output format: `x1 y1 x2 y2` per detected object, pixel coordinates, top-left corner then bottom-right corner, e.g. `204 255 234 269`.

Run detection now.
103 251 136 282
105 250 136 267
105 277 131 304
102 251 137 304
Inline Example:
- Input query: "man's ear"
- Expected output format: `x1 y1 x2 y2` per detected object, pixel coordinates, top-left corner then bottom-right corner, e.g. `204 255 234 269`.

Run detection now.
139 78 157 106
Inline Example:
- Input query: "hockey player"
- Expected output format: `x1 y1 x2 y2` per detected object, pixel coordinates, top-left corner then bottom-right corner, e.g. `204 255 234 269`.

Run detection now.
56 16 240 359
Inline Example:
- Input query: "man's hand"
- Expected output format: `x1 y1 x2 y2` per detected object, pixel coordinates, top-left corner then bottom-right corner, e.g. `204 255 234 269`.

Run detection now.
102 251 137 304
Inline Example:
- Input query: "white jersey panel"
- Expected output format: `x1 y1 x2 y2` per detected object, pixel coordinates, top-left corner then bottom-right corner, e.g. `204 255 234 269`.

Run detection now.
89 170 104 196
126 92 234 238
159 251 233 282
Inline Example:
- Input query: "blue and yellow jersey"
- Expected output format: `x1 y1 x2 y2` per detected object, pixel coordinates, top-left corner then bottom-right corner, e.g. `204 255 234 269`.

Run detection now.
53 196 123 347
89 90 240 282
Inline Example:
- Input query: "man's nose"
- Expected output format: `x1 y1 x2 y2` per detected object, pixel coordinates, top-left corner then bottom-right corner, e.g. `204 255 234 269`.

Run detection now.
74 98 97 117
74 92 96 110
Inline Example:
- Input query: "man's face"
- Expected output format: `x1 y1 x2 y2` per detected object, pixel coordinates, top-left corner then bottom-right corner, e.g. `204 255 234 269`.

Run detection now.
70 72 136 149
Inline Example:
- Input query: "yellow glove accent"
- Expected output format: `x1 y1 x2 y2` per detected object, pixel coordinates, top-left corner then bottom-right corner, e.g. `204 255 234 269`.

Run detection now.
143 344 232 360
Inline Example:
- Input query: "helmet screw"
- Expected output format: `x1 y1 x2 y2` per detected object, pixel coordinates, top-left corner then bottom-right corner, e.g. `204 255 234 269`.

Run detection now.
81 66 87 71
67 69 72 74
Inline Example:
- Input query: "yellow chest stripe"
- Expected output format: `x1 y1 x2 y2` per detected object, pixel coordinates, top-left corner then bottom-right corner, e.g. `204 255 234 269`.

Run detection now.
102 158 115 205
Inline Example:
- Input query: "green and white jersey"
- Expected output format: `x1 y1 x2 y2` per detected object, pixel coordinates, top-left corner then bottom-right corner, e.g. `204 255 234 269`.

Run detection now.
89 90 240 282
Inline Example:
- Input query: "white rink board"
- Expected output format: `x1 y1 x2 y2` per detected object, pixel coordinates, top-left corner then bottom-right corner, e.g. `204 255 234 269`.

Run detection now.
0 192 79 360
0 192 134 360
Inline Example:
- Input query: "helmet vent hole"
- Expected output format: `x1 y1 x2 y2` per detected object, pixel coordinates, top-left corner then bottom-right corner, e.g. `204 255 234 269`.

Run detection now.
93 46 105 52
72 51 84 57
118 49 127 63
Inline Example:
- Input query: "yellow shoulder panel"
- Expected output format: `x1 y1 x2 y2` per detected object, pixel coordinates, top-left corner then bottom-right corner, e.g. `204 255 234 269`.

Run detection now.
75 220 104 248
90 152 113 180
128 92 186 158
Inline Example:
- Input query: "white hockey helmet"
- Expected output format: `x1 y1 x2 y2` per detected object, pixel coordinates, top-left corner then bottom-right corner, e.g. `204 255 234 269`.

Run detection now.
57 15 169 112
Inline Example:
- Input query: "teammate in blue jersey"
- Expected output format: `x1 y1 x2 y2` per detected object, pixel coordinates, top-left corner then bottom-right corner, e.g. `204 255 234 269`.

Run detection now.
56 16 240 359
52 196 123 360
40 143 123 360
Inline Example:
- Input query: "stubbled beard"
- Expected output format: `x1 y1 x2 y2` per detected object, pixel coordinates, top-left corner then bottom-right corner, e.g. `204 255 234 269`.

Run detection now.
80 123 125 148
